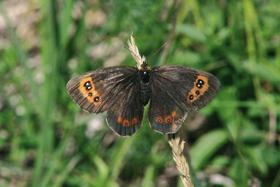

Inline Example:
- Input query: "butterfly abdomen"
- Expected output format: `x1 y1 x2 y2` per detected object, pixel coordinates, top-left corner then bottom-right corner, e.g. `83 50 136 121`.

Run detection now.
139 69 151 105
139 83 150 105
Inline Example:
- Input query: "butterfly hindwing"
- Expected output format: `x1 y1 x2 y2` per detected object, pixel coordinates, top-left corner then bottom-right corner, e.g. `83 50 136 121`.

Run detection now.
106 80 144 136
148 81 188 134
148 65 220 134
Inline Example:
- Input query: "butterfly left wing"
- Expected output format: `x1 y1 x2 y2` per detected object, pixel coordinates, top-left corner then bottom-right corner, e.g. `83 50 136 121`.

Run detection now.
67 66 144 136
148 65 220 134
67 66 140 113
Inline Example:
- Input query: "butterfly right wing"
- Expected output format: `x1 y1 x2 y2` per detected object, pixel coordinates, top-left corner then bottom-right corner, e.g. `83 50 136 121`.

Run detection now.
148 65 220 134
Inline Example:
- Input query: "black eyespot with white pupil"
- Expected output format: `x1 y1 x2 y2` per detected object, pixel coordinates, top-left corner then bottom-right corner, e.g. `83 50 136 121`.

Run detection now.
196 91 200 95
198 79 204 85
84 81 90 86
167 119 170 122
84 81 92 90
94 96 100 102
157 119 162 123
189 95 194 100
88 93 92 97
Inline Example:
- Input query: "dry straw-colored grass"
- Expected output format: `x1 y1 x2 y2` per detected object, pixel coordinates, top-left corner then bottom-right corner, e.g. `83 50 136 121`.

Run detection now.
168 133 194 187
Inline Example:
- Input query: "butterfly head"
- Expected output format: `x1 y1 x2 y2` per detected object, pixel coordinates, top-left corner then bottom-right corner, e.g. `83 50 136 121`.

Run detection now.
140 60 150 70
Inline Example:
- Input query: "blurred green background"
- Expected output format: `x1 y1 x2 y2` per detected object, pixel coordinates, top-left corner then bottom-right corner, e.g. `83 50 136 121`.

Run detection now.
0 0 280 186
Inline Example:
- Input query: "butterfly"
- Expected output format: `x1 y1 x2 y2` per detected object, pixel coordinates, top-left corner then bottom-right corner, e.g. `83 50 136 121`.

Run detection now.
67 35 220 137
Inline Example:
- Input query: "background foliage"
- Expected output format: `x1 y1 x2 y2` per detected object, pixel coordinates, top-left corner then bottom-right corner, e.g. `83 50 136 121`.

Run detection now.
0 0 279 186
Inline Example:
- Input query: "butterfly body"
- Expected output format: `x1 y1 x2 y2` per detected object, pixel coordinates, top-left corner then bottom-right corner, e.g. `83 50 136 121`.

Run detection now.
67 35 220 136
139 64 151 105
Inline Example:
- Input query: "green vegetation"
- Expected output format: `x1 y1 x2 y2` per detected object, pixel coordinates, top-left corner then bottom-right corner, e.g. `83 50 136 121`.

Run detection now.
0 0 279 186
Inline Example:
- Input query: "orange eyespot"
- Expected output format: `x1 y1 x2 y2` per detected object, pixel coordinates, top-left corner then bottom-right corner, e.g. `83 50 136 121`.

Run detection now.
187 76 209 103
93 94 102 104
165 115 172 123
156 116 163 123
118 116 122 123
94 96 99 102
79 77 101 105
123 119 130 127
132 118 138 125
172 111 177 118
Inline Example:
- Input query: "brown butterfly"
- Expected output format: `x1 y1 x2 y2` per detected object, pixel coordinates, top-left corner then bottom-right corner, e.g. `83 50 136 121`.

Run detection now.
67 35 220 137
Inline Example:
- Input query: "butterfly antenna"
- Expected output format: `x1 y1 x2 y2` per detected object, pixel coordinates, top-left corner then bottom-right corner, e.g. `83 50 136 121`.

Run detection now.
122 45 134 55
148 42 168 61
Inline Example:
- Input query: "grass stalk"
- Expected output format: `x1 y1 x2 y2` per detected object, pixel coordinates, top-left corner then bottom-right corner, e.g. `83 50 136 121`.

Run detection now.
168 133 194 187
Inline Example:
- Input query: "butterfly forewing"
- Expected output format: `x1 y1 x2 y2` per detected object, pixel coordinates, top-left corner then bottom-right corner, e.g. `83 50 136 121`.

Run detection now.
150 65 220 111
67 66 139 114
